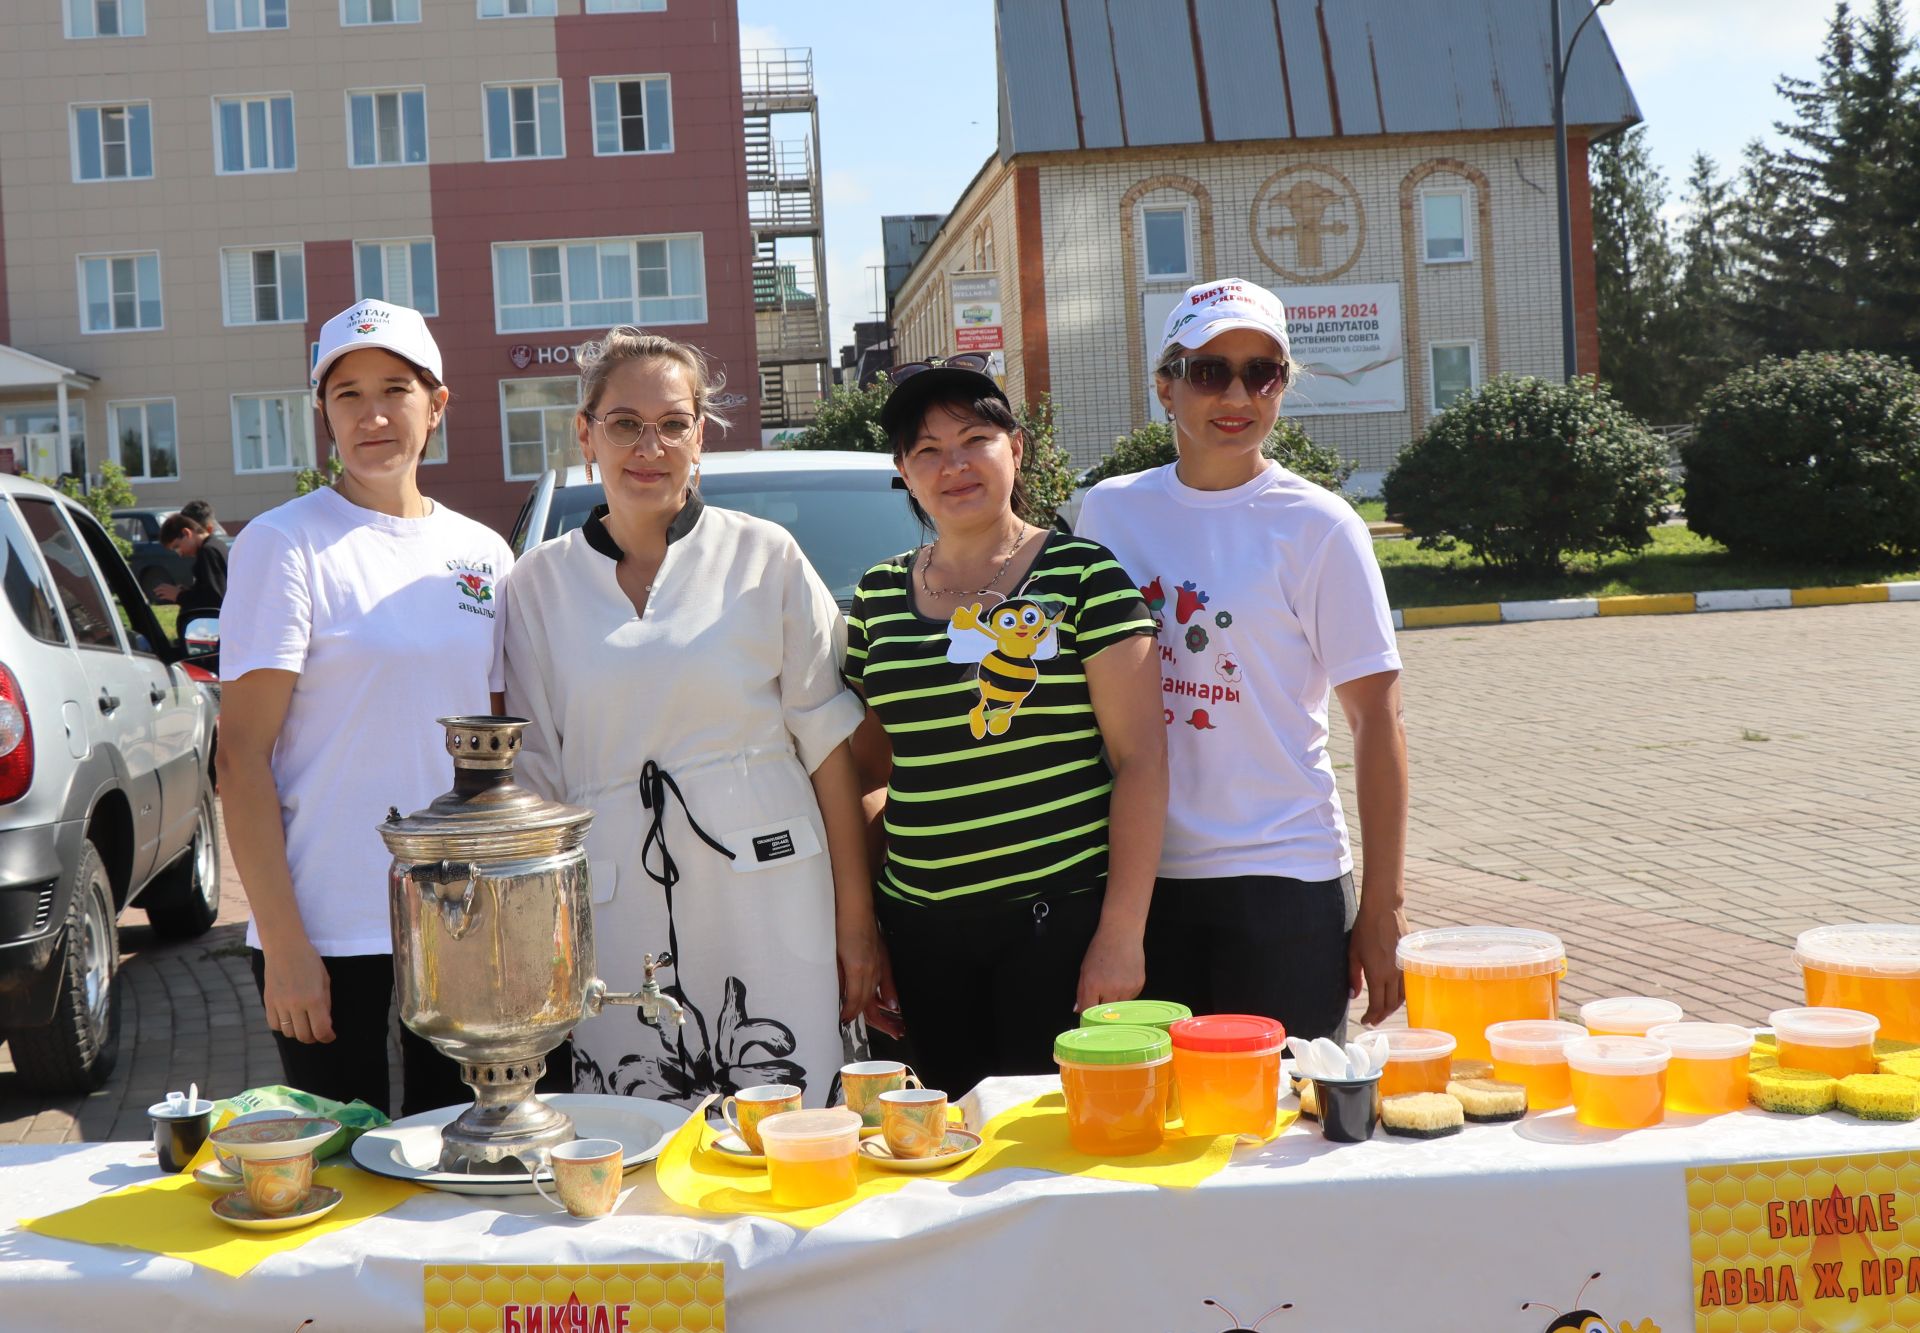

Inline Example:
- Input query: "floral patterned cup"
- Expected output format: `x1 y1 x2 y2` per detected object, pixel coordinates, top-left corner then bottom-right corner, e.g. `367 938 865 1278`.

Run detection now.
531 1138 624 1218
722 1084 803 1155
240 1151 314 1218
840 1060 921 1129
879 1088 949 1159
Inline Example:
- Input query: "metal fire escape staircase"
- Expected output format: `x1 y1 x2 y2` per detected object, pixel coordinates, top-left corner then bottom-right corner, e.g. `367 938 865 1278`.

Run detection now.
742 48 830 431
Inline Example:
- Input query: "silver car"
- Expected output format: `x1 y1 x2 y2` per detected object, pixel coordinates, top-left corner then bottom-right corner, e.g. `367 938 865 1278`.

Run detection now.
0 475 221 1092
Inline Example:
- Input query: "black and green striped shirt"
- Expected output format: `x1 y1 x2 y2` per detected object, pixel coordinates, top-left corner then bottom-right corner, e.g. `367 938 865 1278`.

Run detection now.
846 534 1155 908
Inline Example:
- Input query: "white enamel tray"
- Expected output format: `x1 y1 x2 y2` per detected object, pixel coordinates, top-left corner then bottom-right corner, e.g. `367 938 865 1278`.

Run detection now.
349 1093 690 1196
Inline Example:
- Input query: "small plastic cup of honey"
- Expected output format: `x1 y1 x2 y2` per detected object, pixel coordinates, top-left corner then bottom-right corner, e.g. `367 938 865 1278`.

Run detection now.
1647 1022 1754 1115
1580 996 1684 1038
1378 1029 1457 1098
1793 925 1920 1044
1565 1036 1670 1130
1769 1006 1879 1079
1397 927 1567 1061
1485 1019 1587 1111
758 1108 863 1208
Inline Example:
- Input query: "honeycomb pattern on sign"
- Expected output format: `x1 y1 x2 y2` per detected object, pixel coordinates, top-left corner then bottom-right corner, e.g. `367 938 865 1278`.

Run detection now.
1688 1153 1920 1333
423 1263 724 1333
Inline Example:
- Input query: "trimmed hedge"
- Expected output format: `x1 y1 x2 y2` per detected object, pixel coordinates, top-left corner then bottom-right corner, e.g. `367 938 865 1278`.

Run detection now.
1084 418 1356 494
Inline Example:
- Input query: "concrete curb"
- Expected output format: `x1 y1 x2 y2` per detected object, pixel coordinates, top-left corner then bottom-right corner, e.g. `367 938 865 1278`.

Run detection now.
1392 582 1920 631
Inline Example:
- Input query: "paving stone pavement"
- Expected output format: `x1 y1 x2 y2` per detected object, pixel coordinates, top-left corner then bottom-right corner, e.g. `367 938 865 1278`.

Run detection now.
4 601 1917 1143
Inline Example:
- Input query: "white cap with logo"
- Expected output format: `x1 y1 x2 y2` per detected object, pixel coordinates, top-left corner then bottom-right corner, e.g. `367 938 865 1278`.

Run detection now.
1158 279 1292 365
310 300 443 405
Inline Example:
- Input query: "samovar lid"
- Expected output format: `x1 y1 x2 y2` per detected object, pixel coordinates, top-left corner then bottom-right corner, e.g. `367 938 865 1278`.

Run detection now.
378 716 592 861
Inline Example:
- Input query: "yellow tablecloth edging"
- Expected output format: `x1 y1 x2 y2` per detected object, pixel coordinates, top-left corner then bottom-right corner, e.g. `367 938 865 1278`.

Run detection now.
19 1111 423 1278
653 1091 1296 1230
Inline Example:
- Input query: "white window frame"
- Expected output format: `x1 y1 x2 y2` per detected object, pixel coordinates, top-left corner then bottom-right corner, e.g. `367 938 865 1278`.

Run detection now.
107 398 180 482
491 234 708 334
498 376 583 481
221 243 307 327
69 102 154 183
354 237 439 316
345 86 429 168
584 0 665 10
478 0 557 17
66 0 147 38
208 0 288 31
340 0 421 24
1421 189 1472 265
75 251 164 335
212 93 297 175
483 81 565 161
1141 201 1195 282
1429 340 1479 413
230 391 315 475
590 75 673 156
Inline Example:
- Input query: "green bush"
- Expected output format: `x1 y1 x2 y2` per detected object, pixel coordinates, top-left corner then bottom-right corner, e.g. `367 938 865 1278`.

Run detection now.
1084 418 1357 494
1381 375 1671 574
295 455 344 496
1681 351 1920 562
54 461 138 557
788 380 890 454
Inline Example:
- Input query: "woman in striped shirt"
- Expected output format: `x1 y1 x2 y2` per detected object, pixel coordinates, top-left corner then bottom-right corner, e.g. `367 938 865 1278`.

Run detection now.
847 356 1167 1097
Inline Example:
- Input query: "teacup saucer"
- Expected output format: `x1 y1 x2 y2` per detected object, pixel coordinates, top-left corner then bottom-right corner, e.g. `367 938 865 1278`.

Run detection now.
211 1184 343 1231
857 1129 982 1173
193 1159 244 1192
702 1121 766 1166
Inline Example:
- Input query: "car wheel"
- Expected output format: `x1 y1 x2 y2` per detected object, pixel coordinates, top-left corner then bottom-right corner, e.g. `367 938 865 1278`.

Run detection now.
7 842 120 1093
143 789 221 940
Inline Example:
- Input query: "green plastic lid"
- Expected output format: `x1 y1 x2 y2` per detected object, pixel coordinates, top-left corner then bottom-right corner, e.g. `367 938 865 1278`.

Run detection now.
1080 1000 1193 1031
1054 1024 1171 1066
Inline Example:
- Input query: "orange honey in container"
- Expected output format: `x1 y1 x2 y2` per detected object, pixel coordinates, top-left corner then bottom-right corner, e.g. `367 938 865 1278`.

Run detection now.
757 1108 863 1208
1486 1019 1587 1111
1397 928 1567 1060
1647 1022 1753 1114
1565 1036 1670 1130
1054 1025 1173 1156
1770 1007 1879 1079
1168 1015 1286 1137
1378 1029 1457 1097
1580 996 1683 1037
1793 925 1920 1044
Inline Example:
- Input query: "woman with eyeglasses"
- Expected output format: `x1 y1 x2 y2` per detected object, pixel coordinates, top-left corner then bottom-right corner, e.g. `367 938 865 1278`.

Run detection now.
501 326 876 1108
846 354 1166 1098
1076 279 1409 1044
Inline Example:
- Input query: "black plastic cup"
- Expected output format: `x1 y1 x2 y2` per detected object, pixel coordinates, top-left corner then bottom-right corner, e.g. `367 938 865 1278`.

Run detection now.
148 1099 214 1173
1312 1075 1381 1143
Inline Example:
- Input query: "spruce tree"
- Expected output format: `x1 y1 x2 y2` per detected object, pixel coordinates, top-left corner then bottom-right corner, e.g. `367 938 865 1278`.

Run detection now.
1592 126 1684 421
1672 153 1749 410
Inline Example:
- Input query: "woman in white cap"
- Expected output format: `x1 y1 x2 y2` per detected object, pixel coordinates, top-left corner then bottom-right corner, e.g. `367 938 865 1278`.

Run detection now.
1076 279 1409 1043
217 299 515 1116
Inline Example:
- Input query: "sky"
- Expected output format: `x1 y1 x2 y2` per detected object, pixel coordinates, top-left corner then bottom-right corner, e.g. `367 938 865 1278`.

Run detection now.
740 0 1916 355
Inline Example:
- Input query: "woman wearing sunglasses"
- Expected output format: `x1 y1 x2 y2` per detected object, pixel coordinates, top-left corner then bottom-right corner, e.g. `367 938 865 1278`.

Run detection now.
846 354 1166 1098
1076 279 1409 1044
501 326 876 1108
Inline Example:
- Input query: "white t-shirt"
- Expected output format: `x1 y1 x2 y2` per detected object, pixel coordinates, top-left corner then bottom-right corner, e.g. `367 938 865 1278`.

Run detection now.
1076 461 1400 882
220 487 514 955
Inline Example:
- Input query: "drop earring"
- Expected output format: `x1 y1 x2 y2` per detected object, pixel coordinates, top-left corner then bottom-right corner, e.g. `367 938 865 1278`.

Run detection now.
585 457 594 482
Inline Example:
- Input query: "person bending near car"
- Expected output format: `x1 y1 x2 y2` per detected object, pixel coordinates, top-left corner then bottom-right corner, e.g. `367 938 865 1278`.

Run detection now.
155 510 227 621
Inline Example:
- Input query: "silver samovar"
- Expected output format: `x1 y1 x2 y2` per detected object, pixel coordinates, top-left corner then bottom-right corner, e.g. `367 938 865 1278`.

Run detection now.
379 716 683 1174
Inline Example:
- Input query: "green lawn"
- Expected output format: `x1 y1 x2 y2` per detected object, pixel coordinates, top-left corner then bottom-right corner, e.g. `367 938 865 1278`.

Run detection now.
1353 499 1387 523
152 604 179 637
1377 525 1920 609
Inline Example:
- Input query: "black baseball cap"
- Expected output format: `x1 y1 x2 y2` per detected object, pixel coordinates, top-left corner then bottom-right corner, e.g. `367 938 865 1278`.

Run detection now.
879 355 1010 442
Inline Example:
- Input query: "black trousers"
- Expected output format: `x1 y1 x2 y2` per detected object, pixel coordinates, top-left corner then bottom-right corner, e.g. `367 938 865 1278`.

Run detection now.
879 890 1102 1100
1143 873 1357 1045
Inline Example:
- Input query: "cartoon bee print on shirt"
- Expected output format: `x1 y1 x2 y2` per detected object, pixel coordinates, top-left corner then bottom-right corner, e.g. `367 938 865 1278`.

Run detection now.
947 596 1066 739
1521 1272 1659 1333
1201 1297 1291 1330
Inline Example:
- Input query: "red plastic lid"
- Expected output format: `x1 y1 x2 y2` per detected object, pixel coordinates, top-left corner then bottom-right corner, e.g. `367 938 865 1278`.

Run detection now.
1169 1014 1286 1053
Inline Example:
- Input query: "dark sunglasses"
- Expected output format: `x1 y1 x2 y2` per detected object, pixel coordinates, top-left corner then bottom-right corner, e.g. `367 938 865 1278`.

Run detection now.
1162 355 1288 398
888 353 994 384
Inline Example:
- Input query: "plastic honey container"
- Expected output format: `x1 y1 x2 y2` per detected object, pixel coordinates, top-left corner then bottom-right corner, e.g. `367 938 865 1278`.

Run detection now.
1486 1019 1587 1111
1580 996 1684 1037
1565 1036 1670 1129
1167 1015 1286 1137
1378 1029 1457 1097
1770 1007 1879 1079
1055 1025 1173 1156
1083 1000 1194 1124
1793 925 1920 1043
1647 1022 1754 1114
1397 927 1567 1060
758 1108 862 1208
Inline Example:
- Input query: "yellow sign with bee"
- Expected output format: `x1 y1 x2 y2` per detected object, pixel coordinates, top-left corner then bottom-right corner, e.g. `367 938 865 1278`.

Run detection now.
1688 1152 1920 1331
421 1263 723 1332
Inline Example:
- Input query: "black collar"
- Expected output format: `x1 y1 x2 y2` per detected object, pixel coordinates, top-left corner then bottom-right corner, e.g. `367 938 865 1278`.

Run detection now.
581 493 705 561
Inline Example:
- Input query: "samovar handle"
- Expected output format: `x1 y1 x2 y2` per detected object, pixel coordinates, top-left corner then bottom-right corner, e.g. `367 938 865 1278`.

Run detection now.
416 860 482 940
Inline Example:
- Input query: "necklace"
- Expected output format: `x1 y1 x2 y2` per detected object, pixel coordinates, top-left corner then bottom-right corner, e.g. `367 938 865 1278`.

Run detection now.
920 524 1028 600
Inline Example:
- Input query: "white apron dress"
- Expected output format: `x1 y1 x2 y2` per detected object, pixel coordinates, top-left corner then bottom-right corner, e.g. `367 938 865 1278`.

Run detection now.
501 498 863 1109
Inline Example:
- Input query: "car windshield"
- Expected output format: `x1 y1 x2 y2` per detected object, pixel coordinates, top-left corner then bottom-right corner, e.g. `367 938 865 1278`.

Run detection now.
545 473 929 605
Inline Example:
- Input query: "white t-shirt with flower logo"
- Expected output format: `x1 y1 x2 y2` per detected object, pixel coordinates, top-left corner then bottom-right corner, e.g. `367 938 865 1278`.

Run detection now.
1077 461 1400 882
221 487 513 955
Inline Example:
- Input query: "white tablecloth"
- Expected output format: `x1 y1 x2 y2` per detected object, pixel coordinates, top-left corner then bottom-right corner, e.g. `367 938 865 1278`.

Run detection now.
7 1076 1920 1331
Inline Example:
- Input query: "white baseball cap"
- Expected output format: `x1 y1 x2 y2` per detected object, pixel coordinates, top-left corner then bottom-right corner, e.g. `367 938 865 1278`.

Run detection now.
310 300 443 405
1158 279 1292 364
